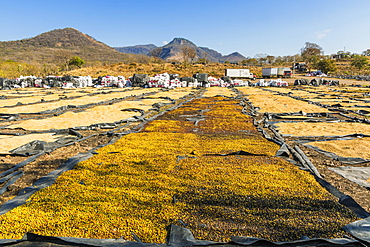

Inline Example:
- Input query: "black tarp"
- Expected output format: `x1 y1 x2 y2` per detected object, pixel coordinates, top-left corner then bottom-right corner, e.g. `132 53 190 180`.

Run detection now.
221 76 231 83
193 73 208 83
180 77 195 83
0 225 363 247
132 74 149 87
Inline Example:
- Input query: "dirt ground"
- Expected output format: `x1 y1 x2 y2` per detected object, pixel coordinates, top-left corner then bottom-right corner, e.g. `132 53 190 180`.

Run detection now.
298 141 370 213
0 129 114 204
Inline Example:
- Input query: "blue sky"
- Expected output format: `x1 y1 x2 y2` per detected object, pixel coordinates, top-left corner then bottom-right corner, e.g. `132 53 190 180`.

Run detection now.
1 0 369 58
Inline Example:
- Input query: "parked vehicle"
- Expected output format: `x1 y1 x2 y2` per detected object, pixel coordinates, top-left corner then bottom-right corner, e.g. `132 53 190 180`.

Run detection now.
277 68 292 78
262 68 277 78
225 69 256 80
292 62 307 73
262 68 292 78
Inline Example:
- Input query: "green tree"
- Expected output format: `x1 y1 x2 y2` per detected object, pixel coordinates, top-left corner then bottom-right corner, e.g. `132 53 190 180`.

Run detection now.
351 55 369 71
308 55 321 69
316 59 337 74
197 58 209 64
68 56 85 69
240 59 248 65
301 42 323 71
244 58 258 66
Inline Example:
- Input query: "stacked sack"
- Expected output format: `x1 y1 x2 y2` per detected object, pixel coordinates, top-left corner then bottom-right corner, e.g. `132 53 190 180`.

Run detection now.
268 78 288 87
148 73 185 88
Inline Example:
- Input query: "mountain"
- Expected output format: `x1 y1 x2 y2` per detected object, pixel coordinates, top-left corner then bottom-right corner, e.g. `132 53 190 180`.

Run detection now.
114 44 157 55
160 38 199 61
220 52 247 63
198 47 223 61
0 28 134 64
0 28 247 65
115 37 247 63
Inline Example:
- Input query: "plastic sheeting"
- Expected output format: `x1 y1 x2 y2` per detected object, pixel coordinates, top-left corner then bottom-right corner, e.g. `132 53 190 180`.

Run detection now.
0 171 23 195
243 93 370 221
132 74 149 87
0 91 200 216
294 78 339 86
10 139 73 156
0 151 94 216
329 167 370 188
180 76 195 83
296 134 370 143
302 143 370 165
0 90 368 246
344 217 370 245
268 112 335 122
9 129 83 156
204 150 267 156
193 73 208 83
0 225 364 247
0 233 139 247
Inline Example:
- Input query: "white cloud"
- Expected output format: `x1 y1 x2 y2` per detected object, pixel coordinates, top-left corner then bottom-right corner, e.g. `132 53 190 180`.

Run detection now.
219 42 223 45
162 41 168 45
316 29 331 39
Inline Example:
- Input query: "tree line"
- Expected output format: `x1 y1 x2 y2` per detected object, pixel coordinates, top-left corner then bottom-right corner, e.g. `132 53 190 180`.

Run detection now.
246 42 370 75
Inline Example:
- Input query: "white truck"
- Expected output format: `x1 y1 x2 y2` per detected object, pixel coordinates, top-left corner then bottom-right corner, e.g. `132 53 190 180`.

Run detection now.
262 67 292 78
262 68 278 78
225 69 256 80
277 67 292 78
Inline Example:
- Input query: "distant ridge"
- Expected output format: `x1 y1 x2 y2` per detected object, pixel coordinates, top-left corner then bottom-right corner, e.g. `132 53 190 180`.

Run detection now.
114 44 157 55
0 28 247 65
0 28 134 64
160 38 200 61
115 37 247 63
220 52 248 63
